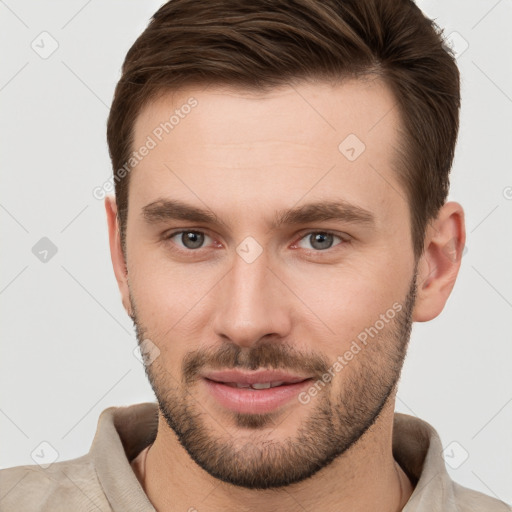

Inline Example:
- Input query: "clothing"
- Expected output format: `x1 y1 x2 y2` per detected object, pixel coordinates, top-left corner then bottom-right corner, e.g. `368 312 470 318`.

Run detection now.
0 402 509 511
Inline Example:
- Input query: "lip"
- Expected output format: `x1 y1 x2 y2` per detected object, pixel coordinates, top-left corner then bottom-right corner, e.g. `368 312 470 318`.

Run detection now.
201 371 314 414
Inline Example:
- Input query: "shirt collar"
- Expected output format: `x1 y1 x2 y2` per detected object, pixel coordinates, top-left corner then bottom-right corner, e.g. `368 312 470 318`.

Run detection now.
392 412 458 511
89 402 158 512
89 402 458 511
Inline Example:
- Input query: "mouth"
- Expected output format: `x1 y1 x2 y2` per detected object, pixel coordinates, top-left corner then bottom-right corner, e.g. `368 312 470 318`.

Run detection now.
201 370 315 414
209 380 306 389
202 369 313 387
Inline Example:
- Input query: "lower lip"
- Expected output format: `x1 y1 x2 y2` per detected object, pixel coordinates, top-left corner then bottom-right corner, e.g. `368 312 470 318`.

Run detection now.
202 378 313 414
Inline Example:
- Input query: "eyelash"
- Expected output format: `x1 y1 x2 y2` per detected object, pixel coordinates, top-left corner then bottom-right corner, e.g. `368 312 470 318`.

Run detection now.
163 229 350 255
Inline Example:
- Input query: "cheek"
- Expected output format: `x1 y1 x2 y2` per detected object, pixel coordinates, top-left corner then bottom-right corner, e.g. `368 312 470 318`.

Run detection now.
129 245 207 311
289 263 407 353
128 255 219 357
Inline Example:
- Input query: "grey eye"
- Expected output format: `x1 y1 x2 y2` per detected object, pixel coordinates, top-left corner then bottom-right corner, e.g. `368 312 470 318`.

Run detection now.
176 231 207 249
309 232 333 250
297 232 342 251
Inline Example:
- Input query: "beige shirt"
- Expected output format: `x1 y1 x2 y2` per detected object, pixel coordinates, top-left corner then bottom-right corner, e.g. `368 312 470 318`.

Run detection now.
0 402 509 511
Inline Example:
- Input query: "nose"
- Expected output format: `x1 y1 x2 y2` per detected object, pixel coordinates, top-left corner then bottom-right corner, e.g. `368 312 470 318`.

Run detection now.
212 248 292 348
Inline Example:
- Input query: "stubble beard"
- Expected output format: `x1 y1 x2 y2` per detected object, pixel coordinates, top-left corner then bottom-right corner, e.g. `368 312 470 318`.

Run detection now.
129 272 417 489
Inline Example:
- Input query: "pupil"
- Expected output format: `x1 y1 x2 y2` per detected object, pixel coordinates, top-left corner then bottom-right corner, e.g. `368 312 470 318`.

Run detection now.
182 231 204 249
311 232 333 250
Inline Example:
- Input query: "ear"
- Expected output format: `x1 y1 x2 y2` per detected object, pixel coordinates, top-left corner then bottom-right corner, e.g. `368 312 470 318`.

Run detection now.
412 201 466 322
105 195 133 318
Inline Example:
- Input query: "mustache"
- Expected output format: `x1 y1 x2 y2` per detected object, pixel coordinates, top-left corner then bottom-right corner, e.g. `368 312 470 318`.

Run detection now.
182 341 330 386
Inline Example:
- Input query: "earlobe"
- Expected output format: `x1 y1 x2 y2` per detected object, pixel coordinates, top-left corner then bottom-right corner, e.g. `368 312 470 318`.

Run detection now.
105 195 132 318
412 201 466 322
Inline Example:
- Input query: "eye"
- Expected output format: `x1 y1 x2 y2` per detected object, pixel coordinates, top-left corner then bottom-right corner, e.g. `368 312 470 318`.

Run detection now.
163 229 348 254
295 231 346 251
167 230 213 250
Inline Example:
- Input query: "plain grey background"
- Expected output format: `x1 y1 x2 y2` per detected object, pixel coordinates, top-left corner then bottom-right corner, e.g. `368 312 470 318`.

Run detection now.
1 0 511 504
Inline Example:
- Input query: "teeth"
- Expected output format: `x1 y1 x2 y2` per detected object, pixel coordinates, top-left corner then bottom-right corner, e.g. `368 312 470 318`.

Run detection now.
229 381 286 389
251 382 271 389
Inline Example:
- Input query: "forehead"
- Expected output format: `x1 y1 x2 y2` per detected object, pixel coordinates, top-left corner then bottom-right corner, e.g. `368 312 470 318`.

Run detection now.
128 79 406 229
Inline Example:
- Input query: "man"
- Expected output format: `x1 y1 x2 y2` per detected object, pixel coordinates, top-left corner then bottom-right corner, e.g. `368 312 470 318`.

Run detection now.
1 0 510 510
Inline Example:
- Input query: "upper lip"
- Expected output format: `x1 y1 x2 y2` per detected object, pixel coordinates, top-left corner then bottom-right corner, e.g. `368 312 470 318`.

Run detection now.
202 370 313 385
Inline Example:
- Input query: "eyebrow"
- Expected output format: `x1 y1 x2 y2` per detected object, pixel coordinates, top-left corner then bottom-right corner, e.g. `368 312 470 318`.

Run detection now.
142 198 375 230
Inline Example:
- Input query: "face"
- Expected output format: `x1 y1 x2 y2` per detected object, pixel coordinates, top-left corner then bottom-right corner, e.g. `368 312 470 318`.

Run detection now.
123 79 418 489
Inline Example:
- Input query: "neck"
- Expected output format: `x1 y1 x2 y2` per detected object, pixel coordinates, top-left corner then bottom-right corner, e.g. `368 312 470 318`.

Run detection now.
142 402 413 512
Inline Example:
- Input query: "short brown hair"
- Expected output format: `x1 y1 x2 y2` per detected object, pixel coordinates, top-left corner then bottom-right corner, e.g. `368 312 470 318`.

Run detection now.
106 0 460 261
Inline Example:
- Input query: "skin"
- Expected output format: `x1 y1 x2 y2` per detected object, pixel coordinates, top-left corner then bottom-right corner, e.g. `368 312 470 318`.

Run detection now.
105 78 465 512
